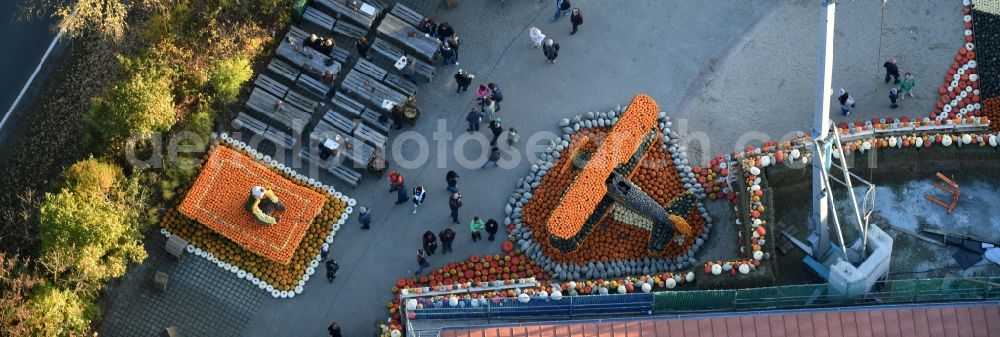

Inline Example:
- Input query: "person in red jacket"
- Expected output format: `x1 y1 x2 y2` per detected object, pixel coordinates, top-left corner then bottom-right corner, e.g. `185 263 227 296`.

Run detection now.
388 171 404 192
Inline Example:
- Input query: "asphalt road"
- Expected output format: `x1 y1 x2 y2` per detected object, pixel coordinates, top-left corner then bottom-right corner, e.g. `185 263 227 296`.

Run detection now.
0 2 58 143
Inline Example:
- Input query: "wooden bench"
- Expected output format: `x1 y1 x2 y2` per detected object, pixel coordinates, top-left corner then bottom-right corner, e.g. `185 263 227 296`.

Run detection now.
330 45 351 64
245 88 309 134
299 146 361 188
410 58 435 82
321 110 358 133
284 89 320 113
340 69 407 112
353 123 387 149
288 25 310 40
371 38 404 65
383 72 417 96
296 74 334 98
165 235 188 260
354 58 387 81
331 91 366 118
390 3 424 27
303 7 336 31
264 128 297 150
361 109 393 134
267 59 301 83
255 74 289 98
234 112 268 136
333 20 368 40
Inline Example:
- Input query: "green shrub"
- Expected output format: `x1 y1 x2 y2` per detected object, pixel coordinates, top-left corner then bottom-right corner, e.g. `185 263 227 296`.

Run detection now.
85 57 176 152
27 285 94 337
38 159 149 295
207 57 252 105
58 156 123 197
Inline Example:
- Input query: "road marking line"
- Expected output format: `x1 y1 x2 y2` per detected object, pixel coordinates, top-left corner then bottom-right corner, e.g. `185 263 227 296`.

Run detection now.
0 28 64 132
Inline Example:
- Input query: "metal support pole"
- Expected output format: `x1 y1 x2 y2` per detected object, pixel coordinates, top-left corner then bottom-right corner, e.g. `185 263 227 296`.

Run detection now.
811 0 837 259
832 128 868 260
815 141 850 260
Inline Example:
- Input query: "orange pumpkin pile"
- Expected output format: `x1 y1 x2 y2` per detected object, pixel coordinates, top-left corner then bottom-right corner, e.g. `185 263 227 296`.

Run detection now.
161 141 347 290
545 94 661 240
178 146 327 265
522 131 706 264
985 97 1000 132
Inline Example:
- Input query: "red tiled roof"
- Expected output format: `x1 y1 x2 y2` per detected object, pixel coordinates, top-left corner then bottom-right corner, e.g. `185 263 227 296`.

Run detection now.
441 302 1000 337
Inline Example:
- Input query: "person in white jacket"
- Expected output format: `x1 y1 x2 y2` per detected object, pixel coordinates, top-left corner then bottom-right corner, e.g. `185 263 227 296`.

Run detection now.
529 27 546 48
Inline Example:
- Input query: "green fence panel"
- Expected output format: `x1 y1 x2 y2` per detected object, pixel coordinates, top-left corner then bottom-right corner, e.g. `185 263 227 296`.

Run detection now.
654 289 736 312
653 277 1000 314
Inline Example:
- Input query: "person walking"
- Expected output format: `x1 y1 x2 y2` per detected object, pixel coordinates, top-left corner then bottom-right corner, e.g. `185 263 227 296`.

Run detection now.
454 69 473 94
439 227 455 254
884 59 900 84
553 0 571 21
449 34 461 60
436 22 455 42
328 323 342 337
446 170 460 193
529 27 546 48
506 127 519 148
325 259 339 282
356 36 371 59
543 38 560 63
412 186 426 214
899 72 916 99
838 88 855 116
570 8 583 34
488 83 504 112
439 42 457 66
359 206 372 230
448 192 462 224
489 119 504 145
470 216 485 241
476 84 491 106
395 180 409 204
481 145 501 168
485 218 499 241
466 107 483 133
482 98 497 123
888 87 899 109
415 249 429 275
388 170 404 192
422 231 438 256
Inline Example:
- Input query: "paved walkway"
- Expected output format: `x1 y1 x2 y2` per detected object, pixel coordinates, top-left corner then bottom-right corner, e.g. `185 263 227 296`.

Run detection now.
98 1 963 336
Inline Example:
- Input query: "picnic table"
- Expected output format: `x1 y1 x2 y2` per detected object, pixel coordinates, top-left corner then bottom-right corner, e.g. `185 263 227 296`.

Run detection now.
276 35 341 79
341 68 408 112
245 87 309 134
371 38 435 82
314 0 380 29
377 14 439 62
309 129 374 168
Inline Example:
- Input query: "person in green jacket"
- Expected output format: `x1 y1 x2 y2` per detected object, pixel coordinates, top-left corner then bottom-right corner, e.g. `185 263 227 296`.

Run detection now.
898 72 916 99
470 216 485 241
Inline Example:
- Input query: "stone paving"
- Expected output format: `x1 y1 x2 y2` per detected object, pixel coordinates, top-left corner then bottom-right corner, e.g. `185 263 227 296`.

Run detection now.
97 0 965 336
99 232 265 337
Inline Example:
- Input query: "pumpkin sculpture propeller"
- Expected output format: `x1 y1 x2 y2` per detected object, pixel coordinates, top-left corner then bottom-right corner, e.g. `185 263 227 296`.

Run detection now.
246 186 285 225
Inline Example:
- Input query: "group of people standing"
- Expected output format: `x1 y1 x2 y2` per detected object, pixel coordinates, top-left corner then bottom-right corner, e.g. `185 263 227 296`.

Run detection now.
838 58 918 116
529 0 583 64
376 169 501 275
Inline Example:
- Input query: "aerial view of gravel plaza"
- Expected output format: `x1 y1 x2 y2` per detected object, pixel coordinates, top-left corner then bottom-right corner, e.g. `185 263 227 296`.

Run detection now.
4 0 1000 336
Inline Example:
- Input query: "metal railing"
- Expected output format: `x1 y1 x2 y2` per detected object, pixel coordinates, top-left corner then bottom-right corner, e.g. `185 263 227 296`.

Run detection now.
654 277 1000 313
